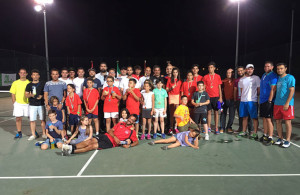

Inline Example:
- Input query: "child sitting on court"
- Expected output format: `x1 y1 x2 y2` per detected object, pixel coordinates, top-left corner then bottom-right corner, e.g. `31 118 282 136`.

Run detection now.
119 108 130 122
65 116 93 145
174 95 197 132
41 110 64 150
148 128 200 150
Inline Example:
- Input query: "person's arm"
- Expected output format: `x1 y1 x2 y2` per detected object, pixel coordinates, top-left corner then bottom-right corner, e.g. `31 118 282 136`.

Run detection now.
66 106 70 115
90 100 99 112
233 87 237 102
52 125 62 135
184 135 199 149
86 125 93 141
218 84 223 103
25 91 34 99
283 87 295 111
130 90 140 102
174 114 184 121
107 128 120 145
163 97 167 115
123 89 129 101
152 94 155 115
200 99 210 106
123 140 139 148
11 94 16 104
268 85 276 102
84 100 90 113
46 129 54 142
58 91 66 110
62 110 65 123
193 136 199 148
191 99 199 107
44 92 50 110
66 127 79 144
77 104 81 116
189 117 195 124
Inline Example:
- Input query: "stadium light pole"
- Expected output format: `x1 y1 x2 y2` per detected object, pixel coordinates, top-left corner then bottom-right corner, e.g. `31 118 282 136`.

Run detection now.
230 0 245 79
34 0 53 81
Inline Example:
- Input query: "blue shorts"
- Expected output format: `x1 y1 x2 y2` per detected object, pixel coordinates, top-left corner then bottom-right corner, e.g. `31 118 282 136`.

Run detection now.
86 113 98 119
239 101 258 119
42 138 63 147
69 114 80 125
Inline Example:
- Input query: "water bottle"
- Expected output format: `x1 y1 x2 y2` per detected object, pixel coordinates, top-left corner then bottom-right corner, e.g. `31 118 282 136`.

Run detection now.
51 141 55 149
120 141 128 145
32 86 37 95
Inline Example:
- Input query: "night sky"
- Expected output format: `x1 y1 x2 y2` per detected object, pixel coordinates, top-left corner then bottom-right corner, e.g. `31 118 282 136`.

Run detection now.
0 0 299 65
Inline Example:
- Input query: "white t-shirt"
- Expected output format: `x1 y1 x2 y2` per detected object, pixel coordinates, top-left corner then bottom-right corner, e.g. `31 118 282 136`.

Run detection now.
141 90 154 109
139 76 150 89
117 75 127 84
59 78 73 85
95 72 108 84
238 75 261 102
102 79 120 88
119 76 140 95
73 77 85 97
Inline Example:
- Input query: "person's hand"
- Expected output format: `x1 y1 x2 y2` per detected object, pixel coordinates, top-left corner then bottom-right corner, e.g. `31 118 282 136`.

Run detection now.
86 108 91 113
172 85 176 89
66 139 71 144
163 110 166 115
193 146 199 149
50 138 54 143
49 125 55 129
36 95 43 100
283 103 289 111
151 109 154 115
103 90 109 96
125 139 132 145
180 116 184 121
112 92 116 98
114 136 120 145
190 120 195 124
46 105 51 111
219 97 223 103
58 104 63 110
130 126 135 130
123 144 130 148
62 118 65 123
153 109 156 115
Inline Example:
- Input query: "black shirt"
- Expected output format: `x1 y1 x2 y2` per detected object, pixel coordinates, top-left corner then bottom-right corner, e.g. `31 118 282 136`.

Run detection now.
25 81 45 106
150 75 166 88
192 91 210 113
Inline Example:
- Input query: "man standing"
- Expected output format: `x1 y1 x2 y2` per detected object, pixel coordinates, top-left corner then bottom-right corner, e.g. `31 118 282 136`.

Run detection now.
95 62 108 84
259 62 278 145
68 67 76 83
102 68 120 88
139 66 151 89
73 67 85 98
59 67 73 85
117 66 127 83
10 68 30 138
272 63 295 148
165 63 173 80
119 66 140 95
150 65 166 88
83 68 102 92
238 64 260 139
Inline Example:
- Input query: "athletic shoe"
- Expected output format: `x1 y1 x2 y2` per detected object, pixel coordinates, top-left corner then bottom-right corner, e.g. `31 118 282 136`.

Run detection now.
96 132 99 135
161 146 169 150
238 132 247 137
250 133 258 140
220 129 224 134
140 134 145 140
67 130 72 136
42 134 47 139
27 135 37 141
264 138 274 146
62 144 72 155
205 134 209 141
274 138 283 145
146 134 151 140
162 134 166 139
174 129 180 134
215 129 220 135
14 132 22 139
153 133 157 139
227 128 233 134
35 131 39 138
282 141 290 148
259 135 268 142
208 128 211 133
168 128 173 135
148 141 155 146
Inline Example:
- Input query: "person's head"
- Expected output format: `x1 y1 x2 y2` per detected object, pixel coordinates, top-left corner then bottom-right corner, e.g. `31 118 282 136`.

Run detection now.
156 78 163 89
134 65 142 76
186 70 194 81
77 67 85 78
67 84 75 94
18 68 27 80
171 67 180 83
51 68 59 81
166 64 173 76
128 78 137 88
144 66 151 76
120 67 127 76
121 108 130 119
108 68 116 78
86 77 94 88
50 96 59 106
276 63 287 76
61 67 69 79
31 69 40 81
226 68 234 79
181 95 188 105
192 64 199 75
189 129 200 138
48 110 57 121
237 66 245 77
127 66 133 76
126 114 138 126
88 68 96 78
106 76 114 87
99 62 107 73
245 64 254 76
264 61 274 73
207 62 216 74
143 81 154 92
153 65 161 77
68 67 76 78
197 81 205 91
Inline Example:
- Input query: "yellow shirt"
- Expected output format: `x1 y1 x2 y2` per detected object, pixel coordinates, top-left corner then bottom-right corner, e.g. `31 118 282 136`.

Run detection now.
9 79 30 104
174 104 190 127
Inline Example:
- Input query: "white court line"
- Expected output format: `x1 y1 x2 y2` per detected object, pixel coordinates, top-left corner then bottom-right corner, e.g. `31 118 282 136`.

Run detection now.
0 110 13 114
0 117 15 124
77 150 99 176
1 174 300 180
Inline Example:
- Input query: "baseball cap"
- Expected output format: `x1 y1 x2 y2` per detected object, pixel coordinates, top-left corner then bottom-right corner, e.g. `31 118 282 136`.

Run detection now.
246 64 254 69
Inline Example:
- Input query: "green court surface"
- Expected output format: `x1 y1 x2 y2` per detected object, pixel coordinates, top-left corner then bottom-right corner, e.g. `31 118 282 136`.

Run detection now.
1 92 300 195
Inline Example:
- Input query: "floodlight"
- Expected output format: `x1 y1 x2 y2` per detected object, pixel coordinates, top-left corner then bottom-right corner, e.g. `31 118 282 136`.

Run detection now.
34 5 43 12
34 0 53 5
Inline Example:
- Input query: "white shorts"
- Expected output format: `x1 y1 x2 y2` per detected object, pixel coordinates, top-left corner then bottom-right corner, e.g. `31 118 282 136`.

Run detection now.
13 102 29 117
104 112 119 119
153 108 166 118
29 106 46 121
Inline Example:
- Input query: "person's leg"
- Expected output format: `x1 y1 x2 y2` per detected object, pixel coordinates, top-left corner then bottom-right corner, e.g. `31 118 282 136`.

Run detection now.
220 105 227 131
30 121 36 136
276 119 283 139
174 104 179 129
135 123 139 135
16 117 22 132
147 118 152 135
160 117 165 134
236 101 243 131
154 136 177 144
75 139 93 149
262 118 268 135
253 119 258 133
203 124 208 134
106 117 111 131
154 117 158 134
167 140 181 149
169 104 175 129
227 100 235 130
266 118 274 137
242 117 248 133
94 118 99 134
285 120 292 141
214 110 219 130
70 125 75 134
207 110 212 129
112 118 118 127
41 144 49 150
41 120 46 136
142 118 146 135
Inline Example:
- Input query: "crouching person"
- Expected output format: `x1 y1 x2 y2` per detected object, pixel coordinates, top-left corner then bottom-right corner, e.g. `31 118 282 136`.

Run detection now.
62 114 139 155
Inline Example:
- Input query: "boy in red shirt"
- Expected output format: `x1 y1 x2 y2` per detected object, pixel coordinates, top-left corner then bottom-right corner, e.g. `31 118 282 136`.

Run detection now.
83 78 100 135
192 64 203 83
123 78 142 135
65 84 82 135
101 76 122 131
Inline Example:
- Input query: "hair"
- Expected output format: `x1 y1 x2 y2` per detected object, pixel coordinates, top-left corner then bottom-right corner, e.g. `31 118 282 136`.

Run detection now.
108 68 116 72
121 66 127 70
153 65 161 70
78 116 91 136
61 67 68 72
86 77 94 83
144 79 154 91
127 65 133 70
156 78 163 84
276 62 287 68
237 66 244 70
77 67 84 71
130 114 138 122
134 65 142 71
51 68 59 74
48 109 56 115
19 68 27 73
197 81 204 86
50 96 59 104
192 64 199 69
67 84 75 90
265 61 274 66
68 67 76 72
31 69 40 75
207 61 216 67
181 95 188 100
191 129 201 138
106 75 114 82
120 108 130 119
171 67 181 83
129 78 137 84
186 70 193 76
100 62 107 66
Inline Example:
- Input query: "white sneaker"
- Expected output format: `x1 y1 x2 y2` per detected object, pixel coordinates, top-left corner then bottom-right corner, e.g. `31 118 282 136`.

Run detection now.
42 134 47 139
27 135 36 141
205 134 209 141
67 130 72 136
96 132 99 135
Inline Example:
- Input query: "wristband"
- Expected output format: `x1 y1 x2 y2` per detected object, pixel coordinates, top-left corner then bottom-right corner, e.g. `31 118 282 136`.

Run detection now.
77 111 80 115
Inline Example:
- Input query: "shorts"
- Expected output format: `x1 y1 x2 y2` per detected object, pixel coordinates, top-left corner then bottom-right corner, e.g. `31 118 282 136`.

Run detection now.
135 115 140 124
13 102 29 117
142 108 152 119
239 101 258 119
29 105 46 121
260 101 274 118
96 134 113 149
86 113 98 119
69 114 80 125
42 138 63 147
207 97 219 111
273 105 294 120
193 112 208 124
169 94 180 105
178 123 199 132
104 112 119 119
153 108 166 118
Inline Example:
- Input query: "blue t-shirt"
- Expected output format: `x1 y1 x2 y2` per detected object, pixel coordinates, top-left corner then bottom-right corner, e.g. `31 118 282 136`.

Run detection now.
274 74 295 106
50 106 63 122
46 120 63 139
83 78 102 89
260 71 278 103
44 80 67 102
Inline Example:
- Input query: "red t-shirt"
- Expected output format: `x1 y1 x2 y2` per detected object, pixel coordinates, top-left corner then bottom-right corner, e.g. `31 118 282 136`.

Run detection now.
105 122 138 147
65 93 82 115
180 80 198 101
132 74 142 80
194 75 203 83
83 88 99 115
166 78 182 95
103 86 121 112
202 73 222 98
126 88 142 115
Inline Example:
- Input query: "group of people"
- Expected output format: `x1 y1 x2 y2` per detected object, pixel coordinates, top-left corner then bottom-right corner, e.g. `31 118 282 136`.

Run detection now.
9 60 295 156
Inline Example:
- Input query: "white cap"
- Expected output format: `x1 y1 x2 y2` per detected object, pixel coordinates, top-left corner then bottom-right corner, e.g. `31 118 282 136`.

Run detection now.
246 64 254 69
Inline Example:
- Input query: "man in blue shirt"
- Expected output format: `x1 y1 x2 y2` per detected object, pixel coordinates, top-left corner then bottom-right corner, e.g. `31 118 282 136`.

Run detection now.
259 61 278 145
271 63 295 148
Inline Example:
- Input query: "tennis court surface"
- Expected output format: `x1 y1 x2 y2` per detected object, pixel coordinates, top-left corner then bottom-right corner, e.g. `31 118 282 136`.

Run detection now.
1 91 300 195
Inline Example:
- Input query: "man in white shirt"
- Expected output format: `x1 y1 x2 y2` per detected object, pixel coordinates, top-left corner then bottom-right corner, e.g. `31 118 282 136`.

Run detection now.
139 66 152 89
95 62 108 84
238 64 260 139
59 67 73 85
73 67 85 98
120 66 140 95
102 68 120 88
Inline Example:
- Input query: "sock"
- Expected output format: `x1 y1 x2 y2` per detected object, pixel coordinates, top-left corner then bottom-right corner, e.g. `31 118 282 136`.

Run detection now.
18 131 22 134
205 133 208 136
269 136 272 139
264 134 267 137
96 132 99 135
71 145 76 154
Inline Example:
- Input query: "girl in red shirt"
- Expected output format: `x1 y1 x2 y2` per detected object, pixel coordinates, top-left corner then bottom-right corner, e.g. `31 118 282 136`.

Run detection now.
181 70 197 115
